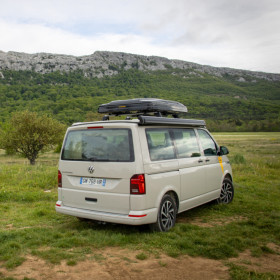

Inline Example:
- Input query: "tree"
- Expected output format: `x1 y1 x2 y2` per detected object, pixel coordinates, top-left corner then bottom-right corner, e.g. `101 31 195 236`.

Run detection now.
0 111 66 165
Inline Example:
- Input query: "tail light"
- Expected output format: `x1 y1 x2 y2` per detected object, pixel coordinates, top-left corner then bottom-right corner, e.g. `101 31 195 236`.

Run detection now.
130 174 145 194
58 170 62 188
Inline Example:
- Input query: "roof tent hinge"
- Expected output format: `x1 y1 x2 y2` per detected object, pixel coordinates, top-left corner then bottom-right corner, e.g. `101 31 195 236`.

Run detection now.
102 115 110 121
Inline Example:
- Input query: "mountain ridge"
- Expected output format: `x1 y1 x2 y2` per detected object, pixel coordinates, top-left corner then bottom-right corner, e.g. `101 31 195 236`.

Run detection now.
0 50 279 81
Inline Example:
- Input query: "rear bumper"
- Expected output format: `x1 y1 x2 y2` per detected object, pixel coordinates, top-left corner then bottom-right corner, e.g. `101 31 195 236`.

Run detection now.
55 201 158 225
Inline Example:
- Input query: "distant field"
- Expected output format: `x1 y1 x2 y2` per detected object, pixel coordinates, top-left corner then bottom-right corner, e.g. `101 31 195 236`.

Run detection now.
0 132 280 280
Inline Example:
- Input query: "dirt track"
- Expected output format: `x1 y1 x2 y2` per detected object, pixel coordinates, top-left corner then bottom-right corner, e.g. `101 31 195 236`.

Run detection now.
1 245 280 280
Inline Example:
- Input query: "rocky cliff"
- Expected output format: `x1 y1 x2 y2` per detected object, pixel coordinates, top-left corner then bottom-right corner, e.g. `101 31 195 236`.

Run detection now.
0 50 279 81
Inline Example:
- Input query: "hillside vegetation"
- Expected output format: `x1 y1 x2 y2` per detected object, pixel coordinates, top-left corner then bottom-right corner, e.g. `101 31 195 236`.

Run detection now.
0 67 280 131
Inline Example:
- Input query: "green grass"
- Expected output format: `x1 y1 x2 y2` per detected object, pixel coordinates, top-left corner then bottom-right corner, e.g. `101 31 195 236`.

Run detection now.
0 133 280 280
228 263 280 280
136 252 148 260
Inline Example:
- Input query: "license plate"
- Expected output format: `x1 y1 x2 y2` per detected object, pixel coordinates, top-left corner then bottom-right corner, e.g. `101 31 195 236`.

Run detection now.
80 177 106 186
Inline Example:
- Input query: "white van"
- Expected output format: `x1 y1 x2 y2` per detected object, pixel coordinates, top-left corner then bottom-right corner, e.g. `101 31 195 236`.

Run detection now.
56 99 233 232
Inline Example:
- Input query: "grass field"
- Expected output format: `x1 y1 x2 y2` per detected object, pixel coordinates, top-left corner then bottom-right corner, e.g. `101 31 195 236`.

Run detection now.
0 132 280 280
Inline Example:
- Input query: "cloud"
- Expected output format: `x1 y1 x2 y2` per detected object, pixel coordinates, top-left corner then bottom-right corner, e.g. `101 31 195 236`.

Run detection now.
0 0 279 73
0 19 153 55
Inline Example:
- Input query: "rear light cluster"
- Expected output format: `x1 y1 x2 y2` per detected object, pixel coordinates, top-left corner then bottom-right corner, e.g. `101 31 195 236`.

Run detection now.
130 174 145 194
58 170 62 188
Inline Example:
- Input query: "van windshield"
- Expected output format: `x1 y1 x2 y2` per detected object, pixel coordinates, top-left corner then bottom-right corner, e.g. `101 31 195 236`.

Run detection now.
61 128 134 162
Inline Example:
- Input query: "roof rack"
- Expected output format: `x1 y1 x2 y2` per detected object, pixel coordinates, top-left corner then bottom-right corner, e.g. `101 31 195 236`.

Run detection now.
98 98 188 119
138 116 206 127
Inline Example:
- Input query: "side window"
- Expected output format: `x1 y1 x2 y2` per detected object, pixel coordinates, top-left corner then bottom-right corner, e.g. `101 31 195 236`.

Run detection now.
197 129 217 156
173 129 201 158
146 129 176 161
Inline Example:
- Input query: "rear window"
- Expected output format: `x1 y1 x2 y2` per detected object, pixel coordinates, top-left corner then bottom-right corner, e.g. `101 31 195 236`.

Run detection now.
61 128 134 162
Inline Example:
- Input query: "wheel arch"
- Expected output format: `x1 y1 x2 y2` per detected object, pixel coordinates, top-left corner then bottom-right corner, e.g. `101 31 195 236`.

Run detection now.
155 187 180 214
224 172 233 182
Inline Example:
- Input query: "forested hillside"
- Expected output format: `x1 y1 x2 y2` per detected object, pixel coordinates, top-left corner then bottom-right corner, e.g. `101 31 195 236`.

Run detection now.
0 61 280 131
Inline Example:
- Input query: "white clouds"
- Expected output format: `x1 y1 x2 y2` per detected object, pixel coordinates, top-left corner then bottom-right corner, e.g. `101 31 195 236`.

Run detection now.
0 18 155 56
0 0 279 73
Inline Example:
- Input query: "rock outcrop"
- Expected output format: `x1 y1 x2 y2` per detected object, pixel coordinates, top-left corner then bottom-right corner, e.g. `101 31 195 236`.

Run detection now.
0 50 279 81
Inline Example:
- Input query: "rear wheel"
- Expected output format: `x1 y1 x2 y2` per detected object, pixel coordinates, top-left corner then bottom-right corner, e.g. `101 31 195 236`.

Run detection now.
217 178 234 204
150 194 177 232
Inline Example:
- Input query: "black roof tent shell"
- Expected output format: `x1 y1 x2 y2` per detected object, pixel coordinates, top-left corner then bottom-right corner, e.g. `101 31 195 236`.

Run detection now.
96 98 206 127
98 98 188 117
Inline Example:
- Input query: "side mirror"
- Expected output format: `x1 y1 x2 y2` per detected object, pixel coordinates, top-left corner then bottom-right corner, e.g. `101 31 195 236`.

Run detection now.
218 146 229 156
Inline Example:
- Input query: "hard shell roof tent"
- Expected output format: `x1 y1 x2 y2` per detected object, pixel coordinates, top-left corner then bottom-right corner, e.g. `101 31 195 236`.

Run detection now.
98 98 188 119
97 98 206 128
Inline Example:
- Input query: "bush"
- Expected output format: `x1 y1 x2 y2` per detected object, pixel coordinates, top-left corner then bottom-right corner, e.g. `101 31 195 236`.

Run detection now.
0 111 66 164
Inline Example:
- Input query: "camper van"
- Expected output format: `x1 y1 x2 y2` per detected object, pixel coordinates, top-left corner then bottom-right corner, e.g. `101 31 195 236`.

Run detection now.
56 98 233 232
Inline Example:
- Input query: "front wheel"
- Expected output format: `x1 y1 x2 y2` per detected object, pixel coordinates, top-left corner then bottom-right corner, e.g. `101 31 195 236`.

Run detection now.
150 194 177 232
217 178 234 204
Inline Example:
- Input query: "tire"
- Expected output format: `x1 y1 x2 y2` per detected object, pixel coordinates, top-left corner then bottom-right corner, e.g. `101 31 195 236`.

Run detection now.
217 178 234 204
150 194 177 232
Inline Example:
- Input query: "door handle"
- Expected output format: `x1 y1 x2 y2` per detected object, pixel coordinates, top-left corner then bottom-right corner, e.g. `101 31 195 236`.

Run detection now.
205 158 210 162
198 159 203 163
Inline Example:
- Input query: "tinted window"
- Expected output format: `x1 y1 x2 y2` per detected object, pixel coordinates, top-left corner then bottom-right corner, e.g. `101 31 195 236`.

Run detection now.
173 129 201 158
62 129 134 162
197 129 217 156
146 129 176 161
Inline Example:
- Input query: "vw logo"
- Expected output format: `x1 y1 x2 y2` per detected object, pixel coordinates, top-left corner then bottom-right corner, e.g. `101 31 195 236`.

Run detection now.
88 166 95 174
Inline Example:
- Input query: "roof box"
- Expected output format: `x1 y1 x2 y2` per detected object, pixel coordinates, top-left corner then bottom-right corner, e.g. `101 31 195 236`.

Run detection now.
98 98 188 117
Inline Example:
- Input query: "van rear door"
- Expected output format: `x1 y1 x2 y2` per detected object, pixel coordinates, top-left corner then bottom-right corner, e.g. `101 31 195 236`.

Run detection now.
59 126 137 215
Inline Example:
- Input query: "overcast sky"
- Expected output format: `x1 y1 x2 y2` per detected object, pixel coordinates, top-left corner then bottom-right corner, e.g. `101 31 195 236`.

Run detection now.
0 0 279 73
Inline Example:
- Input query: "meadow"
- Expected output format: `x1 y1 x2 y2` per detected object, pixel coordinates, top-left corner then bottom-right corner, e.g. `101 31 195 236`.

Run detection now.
0 132 280 280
